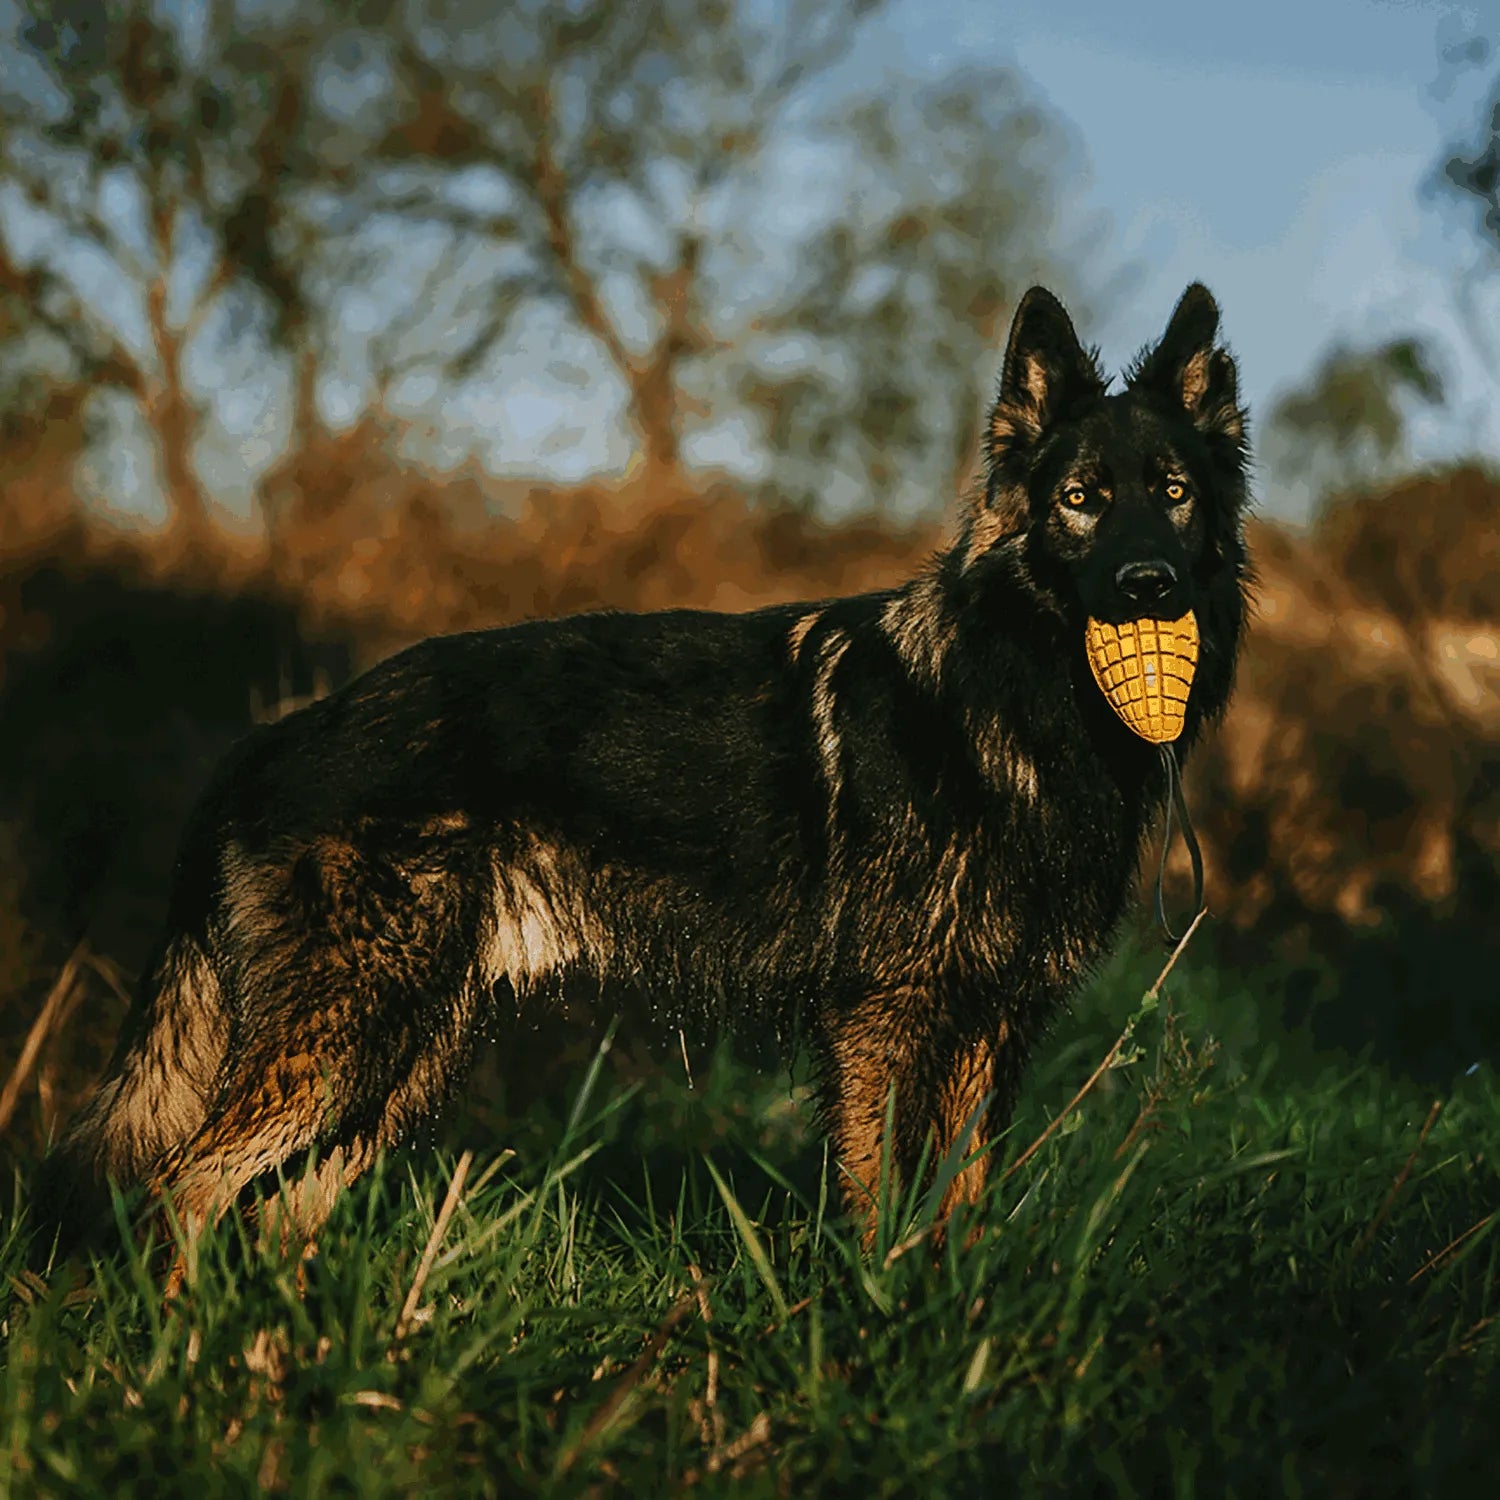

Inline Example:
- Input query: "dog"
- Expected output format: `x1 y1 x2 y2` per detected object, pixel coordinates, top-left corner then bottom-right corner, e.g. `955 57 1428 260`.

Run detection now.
36 283 1250 1258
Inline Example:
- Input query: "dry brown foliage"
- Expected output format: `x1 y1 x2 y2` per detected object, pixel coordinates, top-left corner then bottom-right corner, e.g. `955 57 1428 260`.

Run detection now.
259 417 936 665
1190 470 1500 942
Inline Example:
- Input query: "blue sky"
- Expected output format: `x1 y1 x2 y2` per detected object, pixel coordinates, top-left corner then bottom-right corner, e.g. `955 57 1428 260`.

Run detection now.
874 0 1497 517
469 0 1499 523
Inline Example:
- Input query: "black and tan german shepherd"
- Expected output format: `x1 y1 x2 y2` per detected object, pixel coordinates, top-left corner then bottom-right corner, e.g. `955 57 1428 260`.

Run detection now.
38 283 1250 1257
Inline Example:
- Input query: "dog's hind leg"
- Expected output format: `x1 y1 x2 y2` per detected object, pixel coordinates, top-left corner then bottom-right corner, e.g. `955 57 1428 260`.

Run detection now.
252 1139 381 1276
243 990 491 1284
149 1032 359 1243
246 981 490 1265
150 947 491 1281
32 936 229 1257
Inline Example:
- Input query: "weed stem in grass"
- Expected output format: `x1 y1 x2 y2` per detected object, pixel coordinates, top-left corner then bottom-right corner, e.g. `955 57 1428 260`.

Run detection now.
0 947 86 1137
394 1149 473 1342
1004 907 1208 1183
555 1292 699 1476
1407 1209 1498 1285
1353 1099 1443 1262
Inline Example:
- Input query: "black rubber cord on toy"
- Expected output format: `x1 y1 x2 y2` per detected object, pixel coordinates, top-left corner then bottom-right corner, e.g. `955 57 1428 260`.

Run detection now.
1155 743 1204 947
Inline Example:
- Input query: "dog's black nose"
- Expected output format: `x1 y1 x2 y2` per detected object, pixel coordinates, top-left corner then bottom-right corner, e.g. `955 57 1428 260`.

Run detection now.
1115 559 1178 605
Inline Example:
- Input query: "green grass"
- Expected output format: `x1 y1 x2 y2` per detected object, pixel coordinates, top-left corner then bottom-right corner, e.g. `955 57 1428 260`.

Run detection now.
3 939 1498 1497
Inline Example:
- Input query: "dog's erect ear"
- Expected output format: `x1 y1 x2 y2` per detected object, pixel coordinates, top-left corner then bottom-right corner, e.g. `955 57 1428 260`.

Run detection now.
988 288 1104 468
1131 283 1245 445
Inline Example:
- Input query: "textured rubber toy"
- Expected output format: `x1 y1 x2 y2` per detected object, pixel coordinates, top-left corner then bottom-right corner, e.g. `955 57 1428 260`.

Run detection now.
1084 612 1199 743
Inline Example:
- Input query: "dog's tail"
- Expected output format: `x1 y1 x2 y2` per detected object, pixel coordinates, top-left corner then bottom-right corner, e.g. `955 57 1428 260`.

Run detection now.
30 935 230 1260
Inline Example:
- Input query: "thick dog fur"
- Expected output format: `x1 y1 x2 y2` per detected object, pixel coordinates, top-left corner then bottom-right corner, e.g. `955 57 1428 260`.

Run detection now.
37 283 1250 1255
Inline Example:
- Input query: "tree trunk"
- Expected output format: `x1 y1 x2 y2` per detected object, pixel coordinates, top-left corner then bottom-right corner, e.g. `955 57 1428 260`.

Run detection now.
143 209 212 546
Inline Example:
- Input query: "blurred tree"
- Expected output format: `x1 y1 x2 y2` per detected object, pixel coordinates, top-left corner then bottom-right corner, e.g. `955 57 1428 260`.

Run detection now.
1438 34 1500 255
729 72 1074 512
0 0 345 541
1265 337 1446 506
339 0 1091 512
0 0 1091 531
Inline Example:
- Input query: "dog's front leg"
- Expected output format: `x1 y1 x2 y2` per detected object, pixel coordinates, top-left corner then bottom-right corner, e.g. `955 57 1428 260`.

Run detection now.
822 993 1007 1244
928 1029 1006 1228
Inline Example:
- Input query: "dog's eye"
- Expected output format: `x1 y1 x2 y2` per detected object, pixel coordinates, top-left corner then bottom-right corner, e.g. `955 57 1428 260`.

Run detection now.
1164 479 1190 504
1062 484 1088 508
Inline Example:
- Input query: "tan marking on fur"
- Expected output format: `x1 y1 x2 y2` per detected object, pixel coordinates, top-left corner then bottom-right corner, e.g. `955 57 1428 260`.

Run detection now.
1021 352 1050 413
55 938 229 1191
924 843 1017 973
961 503 1032 572
255 1141 377 1257
1054 503 1097 535
881 575 955 688
420 812 471 837
938 841 970 906
963 507 1005 570
1044 934 1090 986
933 1027 1007 1221
482 837 605 993
788 609 822 664
218 840 303 961
139 943 229 1146
377 976 488 1139
826 998 902 1239
827 998 1012 1242
153 1057 337 1231
486 867 577 986
967 715 1040 803
311 833 361 878
912 841 961 951
989 405 1029 451
1009 749 1041 803
1180 349 1210 410
811 629 852 815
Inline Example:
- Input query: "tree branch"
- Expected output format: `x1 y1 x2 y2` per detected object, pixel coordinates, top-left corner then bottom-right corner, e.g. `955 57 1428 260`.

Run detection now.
141 192 211 537
528 84 686 480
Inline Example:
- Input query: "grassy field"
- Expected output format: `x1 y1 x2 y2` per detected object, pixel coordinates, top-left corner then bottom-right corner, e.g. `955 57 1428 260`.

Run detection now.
3 931 1497 1497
